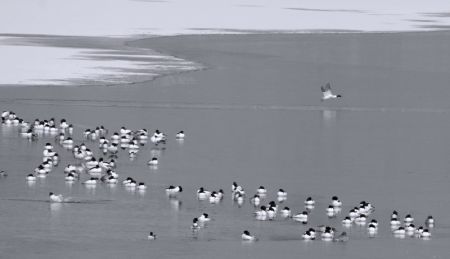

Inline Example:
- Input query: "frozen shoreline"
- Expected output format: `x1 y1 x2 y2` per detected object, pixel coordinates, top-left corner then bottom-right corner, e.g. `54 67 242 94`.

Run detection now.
1 0 450 86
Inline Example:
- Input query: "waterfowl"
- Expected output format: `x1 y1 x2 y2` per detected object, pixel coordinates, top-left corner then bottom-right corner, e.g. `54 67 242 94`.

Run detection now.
304 197 315 206
197 187 211 200
176 131 185 139
267 207 276 220
367 224 378 235
404 214 414 224
209 192 221 203
241 230 257 241
280 207 292 218
198 213 211 223
293 211 308 224
331 196 342 207
250 194 261 206
425 215 434 227
321 83 342 101
302 230 315 240
49 192 64 203
26 174 36 181
390 217 401 227
421 229 431 239
148 157 158 166
277 189 287 198
166 185 183 195
148 232 156 240
255 206 268 219
342 216 353 226
137 182 147 190
321 228 334 240
83 177 98 185
256 186 267 195
393 227 406 235
65 173 76 182
191 218 200 230
326 205 336 217
355 214 367 225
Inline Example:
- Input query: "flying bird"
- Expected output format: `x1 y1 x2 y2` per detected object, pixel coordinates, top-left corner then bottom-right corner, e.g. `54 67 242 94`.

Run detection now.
321 83 342 101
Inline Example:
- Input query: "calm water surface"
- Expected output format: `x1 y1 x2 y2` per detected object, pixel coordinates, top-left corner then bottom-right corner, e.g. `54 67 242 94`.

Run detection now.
1 33 450 258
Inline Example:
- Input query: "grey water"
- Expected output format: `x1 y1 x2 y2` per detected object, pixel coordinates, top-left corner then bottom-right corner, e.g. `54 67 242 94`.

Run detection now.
1 32 450 258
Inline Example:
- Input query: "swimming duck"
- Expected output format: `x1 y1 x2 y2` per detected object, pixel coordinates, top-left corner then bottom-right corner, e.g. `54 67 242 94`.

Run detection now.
197 187 211 200
166 185 183 196
198 213 211 223
304 197 315 206
49 192 64 203
331 196 342 207
26 174 36 181
148 232 156 240
280 207 292 218
241 230 257 241
176 131 185 139
293 211 308 224
256 186 267 195
250 194 261 206
148 157 158 166
137 182 147 190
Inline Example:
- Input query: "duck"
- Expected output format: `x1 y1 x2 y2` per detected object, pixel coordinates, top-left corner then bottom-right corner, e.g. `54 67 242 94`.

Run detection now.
277 189 287 198
267 207 276 220
425 215 434 227
367 223 378 235
147 232 156 240
231 182 239 193
355 214 367 225
302 230 315 240
209 192 221 203
390 217 401 226
198 213 211 223
255 206 268 219
197 187 211 200
280 207 292 218
148 157 158 166
49 192 64 203
321 83 342 101
421 229 431 239
241 230 257 241
125 180 137 188
191 218 200 230
304 197 315 206
321 228 334 240
26 174 36 181
393 227 406 235
406 224 416 234
106 176 118 184
166 185 183 195
256 186 267 195
250 194 261 206
331 196 342 207
83 177 98 185
404 214 414 224
293 211 308 224
137 182 147 190
65 173 76 182
326 205 336 217
176 131 185 139
342 216 353 226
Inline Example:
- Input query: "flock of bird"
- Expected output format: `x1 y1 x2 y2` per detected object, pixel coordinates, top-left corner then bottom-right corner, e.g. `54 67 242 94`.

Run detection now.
1 107 436 242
